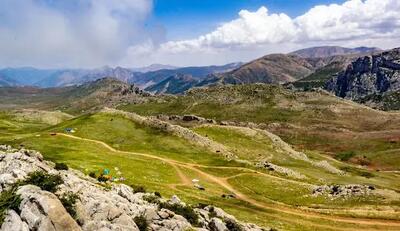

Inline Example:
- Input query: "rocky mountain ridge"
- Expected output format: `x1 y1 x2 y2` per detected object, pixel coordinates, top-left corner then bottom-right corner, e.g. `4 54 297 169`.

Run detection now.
0 145 268 231
326 47 400 110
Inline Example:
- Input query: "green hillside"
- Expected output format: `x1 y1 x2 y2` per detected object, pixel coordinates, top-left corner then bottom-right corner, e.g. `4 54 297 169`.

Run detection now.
119 84 400 170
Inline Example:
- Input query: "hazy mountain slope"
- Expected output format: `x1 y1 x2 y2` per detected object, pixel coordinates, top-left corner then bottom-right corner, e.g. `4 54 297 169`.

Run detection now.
145 74 199 94
131 62 242 88
0 67 57 86
291 46 381 58
0 75 18 87
0 63 241 89
131 63 178 72
35 66 137 88
0 78 148 114
326 47 400 110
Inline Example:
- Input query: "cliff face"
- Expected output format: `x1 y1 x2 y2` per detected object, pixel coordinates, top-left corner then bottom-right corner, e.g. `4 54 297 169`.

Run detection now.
326 48 400 110
0 145 266 231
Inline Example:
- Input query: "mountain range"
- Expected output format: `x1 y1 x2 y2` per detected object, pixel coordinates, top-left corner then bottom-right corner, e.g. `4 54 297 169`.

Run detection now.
2 45 399 109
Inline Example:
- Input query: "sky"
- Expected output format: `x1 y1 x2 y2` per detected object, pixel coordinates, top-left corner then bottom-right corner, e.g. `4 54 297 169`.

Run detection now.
0 0 399 68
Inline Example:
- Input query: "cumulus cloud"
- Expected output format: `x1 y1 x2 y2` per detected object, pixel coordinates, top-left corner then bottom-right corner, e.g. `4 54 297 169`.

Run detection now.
160 0 400 55
0 0 155 68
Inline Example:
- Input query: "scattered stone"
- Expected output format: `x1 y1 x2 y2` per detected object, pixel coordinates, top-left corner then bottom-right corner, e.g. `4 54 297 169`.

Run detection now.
256 160 307 179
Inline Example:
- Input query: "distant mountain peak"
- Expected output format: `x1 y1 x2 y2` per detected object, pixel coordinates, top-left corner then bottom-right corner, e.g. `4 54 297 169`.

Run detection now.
132 64 179 73
290 46 381 58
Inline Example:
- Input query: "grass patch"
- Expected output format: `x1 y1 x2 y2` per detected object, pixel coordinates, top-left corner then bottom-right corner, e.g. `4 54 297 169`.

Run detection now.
22 171 63 193
143 194 161 204
55 162 69 170
134 214 149 231
131 185 146 193
0 186 22 225
59 192 79 219
335 151 356 161
340 166 375 178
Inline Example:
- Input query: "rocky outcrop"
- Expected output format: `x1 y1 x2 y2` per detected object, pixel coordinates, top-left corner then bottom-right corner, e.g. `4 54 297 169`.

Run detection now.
312 184 375 199
155 115 216 125
326 48 400 110
256 160 306 179
0 145 267 231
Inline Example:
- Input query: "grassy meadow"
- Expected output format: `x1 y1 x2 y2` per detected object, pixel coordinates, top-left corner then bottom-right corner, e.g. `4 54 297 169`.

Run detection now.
0 109 400 230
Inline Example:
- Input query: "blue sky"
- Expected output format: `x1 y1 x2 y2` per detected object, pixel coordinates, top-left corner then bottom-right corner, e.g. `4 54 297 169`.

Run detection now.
152 0 345 40
0 0 399 68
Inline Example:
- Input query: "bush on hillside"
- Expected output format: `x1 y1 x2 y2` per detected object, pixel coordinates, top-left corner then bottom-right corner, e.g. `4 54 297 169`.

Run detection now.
159 202 199 226
334 151 356 161
88 172 96 178
134 214 149 231
131 185 146 193
59 192 79 219
225 219 243 231
360 171 374 178
97 174 108 182
23 171 63 193
55 162 69 170
0 186 22 225
154 192 162 198
143 195 160 204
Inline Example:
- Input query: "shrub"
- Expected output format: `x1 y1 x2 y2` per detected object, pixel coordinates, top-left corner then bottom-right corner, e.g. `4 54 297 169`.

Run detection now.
97 174 108 182
159 202 199 226
154 192 162 198
0 186 22 225
23 171 63 193
143 195 160 204
54 162 69 170
335 151 356 161
134 214 148 231
195 203 208 209
88 172 96 178
59 192 79 219
131 185 146 193
225 219 243 231
208 206 217 219
360 171 374 178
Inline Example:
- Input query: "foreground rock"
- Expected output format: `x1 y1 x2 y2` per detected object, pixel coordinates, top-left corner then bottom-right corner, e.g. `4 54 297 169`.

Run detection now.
0 145 268 231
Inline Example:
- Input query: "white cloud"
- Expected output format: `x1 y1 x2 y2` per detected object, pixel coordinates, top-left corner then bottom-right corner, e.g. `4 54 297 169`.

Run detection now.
0 0 154 68
160 7 298 53
155 0 400 65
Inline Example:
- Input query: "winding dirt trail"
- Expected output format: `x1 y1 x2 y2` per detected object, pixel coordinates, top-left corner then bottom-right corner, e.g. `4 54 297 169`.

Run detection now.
58 133 400 229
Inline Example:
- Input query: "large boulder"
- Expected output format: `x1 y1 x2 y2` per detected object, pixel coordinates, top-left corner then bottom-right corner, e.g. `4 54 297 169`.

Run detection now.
17 185 81 231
